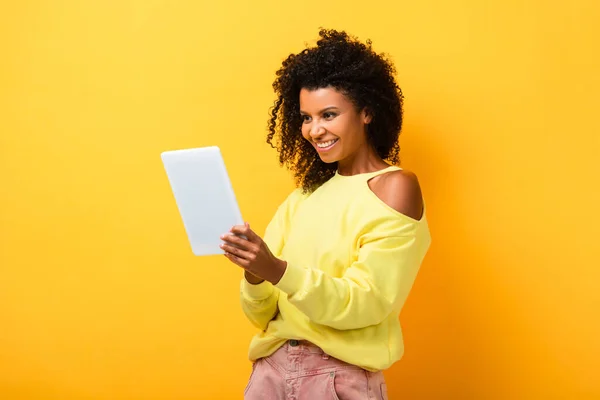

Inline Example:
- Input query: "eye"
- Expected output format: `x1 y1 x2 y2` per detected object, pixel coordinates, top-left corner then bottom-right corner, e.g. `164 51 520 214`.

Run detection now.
323 112 337 119
301 115 311 123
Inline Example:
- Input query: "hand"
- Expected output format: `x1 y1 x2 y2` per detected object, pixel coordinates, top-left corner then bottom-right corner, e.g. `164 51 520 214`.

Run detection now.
220 222 287 285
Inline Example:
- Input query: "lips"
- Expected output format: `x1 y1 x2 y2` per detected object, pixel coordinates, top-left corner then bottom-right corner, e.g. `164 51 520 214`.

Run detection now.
314 138 339 152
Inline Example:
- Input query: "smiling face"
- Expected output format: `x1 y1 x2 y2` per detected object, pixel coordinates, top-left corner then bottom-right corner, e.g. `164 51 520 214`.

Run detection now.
299 87 373 166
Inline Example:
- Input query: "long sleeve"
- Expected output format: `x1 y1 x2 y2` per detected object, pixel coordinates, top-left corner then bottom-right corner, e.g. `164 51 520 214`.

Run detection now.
239 189 303 330
274 228 430 331
239 278 280 331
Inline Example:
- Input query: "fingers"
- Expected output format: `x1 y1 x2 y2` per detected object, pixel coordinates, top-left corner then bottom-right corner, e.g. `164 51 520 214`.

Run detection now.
221 222 261 270
220 232 250 250
243 222 260 241
230 223 259 242
220 242 255 262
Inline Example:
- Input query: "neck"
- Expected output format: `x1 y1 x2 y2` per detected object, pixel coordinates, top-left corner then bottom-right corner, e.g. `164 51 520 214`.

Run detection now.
336 145 389 176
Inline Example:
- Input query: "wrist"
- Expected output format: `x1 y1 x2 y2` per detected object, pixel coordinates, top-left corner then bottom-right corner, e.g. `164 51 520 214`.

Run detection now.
244 271 264 285
272 259 287 285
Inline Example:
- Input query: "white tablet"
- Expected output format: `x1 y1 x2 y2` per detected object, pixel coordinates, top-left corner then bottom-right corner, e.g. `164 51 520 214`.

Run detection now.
161 146 244 256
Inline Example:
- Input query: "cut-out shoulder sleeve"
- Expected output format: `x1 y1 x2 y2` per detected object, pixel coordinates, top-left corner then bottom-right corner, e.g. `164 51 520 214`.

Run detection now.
369 170 424 221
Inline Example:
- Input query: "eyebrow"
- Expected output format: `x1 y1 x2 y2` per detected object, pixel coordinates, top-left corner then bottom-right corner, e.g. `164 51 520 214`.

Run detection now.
299 106 339 114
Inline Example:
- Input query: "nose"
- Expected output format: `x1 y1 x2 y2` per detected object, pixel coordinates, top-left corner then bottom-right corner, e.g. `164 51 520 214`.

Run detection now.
309 122 326 139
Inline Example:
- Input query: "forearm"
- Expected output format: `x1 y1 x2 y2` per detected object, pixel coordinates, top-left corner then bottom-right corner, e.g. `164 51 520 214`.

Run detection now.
275 265 395 330
240 277 280 330
274 235 422 330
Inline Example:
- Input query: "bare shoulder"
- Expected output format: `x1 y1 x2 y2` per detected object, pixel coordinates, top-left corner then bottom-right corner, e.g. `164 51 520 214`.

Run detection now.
368 169 424 221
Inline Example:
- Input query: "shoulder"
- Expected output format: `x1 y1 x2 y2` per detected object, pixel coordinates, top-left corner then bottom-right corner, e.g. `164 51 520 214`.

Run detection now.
368 169 424 221
287 187 308 204
277 187 307 215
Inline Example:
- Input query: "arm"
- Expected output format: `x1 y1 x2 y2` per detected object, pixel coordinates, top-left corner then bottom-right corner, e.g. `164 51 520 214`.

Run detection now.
238 189 301 330
274 232 427 330
238 217 282 331
274 169 429 330
239 277 280 331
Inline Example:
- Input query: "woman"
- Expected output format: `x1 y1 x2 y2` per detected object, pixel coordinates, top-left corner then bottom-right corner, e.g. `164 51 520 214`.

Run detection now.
220 29 431 400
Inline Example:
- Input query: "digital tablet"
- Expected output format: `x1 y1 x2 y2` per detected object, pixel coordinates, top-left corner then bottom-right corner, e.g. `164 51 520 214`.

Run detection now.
161 146 244 256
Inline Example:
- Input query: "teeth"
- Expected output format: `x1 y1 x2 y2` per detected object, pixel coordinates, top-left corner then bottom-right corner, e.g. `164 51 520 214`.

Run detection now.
316 139 337 148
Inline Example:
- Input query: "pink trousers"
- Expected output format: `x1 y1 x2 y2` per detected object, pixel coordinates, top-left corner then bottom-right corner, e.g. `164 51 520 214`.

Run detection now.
244 340 388 400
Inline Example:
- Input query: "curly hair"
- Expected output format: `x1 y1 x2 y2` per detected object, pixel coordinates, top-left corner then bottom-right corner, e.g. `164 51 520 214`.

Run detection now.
266 28 404 193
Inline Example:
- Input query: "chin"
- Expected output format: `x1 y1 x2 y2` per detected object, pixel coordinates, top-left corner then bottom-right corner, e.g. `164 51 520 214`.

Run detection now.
319 157 337 164
315 146 343 164
317 152 341 164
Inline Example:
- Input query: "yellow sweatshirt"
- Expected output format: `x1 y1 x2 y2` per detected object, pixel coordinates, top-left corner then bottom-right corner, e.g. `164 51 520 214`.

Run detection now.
239 166 431 371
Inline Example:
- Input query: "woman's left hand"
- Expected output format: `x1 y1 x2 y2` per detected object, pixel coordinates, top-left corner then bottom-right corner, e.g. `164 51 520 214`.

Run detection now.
220 223 287 284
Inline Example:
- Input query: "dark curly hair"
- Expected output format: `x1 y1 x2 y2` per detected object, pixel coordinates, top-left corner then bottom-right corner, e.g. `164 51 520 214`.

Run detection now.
266 28 404 193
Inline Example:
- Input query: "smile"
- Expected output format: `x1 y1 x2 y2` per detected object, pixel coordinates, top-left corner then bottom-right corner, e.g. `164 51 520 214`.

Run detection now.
315 139 339 151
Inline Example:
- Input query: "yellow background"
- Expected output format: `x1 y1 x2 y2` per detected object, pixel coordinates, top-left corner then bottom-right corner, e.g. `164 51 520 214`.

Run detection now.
1 1 599 399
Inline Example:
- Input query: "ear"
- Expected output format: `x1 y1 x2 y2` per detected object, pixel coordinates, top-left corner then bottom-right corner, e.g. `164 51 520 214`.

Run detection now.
361 108 373 124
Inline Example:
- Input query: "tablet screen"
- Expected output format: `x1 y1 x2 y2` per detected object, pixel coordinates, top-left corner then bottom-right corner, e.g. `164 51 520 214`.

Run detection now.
161 146 244 256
